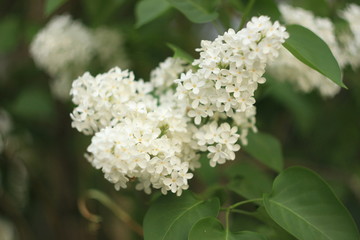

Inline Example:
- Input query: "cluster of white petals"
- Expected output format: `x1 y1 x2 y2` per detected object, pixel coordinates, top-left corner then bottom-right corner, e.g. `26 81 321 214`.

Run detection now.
193 122 240 167
70 68 155 135
87 106 198 196
151 57 187 94
71 66 199 195
174 16 287 165
30 15 128 100
71 17 288 195
268 4 344 98
176 16 288 124
30 15 94 77
339 4 360 69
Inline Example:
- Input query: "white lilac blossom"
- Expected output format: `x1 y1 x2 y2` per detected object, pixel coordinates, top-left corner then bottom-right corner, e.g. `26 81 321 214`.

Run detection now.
30 14 94 77
193 121 240 167
268 4 344 97
93 27 130 69
71 16 288 195
339 4 360 69
71 67 199 195
176 16 288 123
86 106 198 196
30 15 94 100
70 67 155 135
175 16 287 165
30 16 130 100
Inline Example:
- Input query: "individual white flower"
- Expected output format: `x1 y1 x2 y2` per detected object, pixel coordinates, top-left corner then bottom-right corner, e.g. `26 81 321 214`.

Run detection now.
268 4 344 98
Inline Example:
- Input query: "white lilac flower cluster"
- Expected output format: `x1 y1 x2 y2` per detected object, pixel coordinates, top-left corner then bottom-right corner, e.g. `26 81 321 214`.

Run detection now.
71 16 288 195
268 4 345 98
339 4 360 69
175 16 288 165
30 15 128 100
71 67 198 196
70 68 155 135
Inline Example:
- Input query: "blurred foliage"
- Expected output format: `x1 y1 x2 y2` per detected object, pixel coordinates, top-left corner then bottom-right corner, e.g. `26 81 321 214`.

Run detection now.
0 0 359 239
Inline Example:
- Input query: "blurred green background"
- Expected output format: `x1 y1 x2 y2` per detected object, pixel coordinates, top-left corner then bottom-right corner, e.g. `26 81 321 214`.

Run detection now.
0 0 359 239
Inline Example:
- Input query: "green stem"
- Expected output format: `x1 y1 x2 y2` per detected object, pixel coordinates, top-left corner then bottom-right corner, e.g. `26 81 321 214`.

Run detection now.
238 0 256 30
231 209 256 217
222 197 262 235
229 197 262 209
225 208 231 238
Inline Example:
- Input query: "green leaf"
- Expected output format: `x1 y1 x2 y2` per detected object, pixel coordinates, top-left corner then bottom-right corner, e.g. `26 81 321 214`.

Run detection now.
284 25 345 88
243 132 283 172
45 0 67 16
253 207 297 240
227 163 272 199
167 0 219 23
143 192 220 240
135 0 171 28
189 217 267 240
167 43 194 63
263 167 360 240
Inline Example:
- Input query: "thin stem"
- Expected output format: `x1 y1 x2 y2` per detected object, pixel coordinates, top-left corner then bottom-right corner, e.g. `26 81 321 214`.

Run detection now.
225 208 231 239
238 0 256 30
229 198 262 209
79 189 144 237
231 209 256 217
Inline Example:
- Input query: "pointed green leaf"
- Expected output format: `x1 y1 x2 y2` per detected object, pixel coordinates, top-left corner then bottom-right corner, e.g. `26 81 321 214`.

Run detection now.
143 192 219 240
167 43 194 63
243 132 283 172
264 167 360 240
284 25 345 88
167 0 219 23
189 217 267 240
45 0 67 16
135 0 171 28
